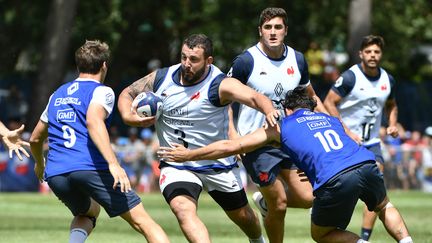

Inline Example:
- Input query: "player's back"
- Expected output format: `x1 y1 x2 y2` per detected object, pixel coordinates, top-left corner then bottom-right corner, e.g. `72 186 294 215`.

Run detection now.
280 109 376 190
45 80 111 178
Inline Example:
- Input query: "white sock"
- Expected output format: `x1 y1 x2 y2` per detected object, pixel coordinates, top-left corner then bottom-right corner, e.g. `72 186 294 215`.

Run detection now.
69 228 88 243
399 236 413 243
249 235 266 243
356 239 370 243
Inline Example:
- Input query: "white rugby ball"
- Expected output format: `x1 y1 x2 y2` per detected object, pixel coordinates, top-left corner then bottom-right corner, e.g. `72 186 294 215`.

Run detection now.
132 92 163 119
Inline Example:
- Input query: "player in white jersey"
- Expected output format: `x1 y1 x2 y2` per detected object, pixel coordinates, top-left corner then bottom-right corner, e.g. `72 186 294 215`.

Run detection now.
324 35 399 241
0 121 30 160
30 40 169 243
118 34 278 243
227 7 327 243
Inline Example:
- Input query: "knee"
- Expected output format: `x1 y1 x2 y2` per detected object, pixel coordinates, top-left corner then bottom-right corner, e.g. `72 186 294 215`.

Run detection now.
267 197 288 215
170 198 196 221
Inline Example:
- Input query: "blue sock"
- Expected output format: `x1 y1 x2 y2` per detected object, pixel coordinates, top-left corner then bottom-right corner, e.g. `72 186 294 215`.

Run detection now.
360 228 372 240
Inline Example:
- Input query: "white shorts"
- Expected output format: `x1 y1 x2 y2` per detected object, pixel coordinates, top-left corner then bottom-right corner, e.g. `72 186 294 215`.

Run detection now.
159 166 244 193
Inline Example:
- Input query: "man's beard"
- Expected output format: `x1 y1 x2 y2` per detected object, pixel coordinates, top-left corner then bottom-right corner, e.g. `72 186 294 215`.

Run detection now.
181 65 206 84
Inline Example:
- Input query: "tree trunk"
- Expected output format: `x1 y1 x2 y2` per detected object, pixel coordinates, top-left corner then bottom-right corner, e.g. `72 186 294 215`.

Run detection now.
347 0 371 65
29 0 78 128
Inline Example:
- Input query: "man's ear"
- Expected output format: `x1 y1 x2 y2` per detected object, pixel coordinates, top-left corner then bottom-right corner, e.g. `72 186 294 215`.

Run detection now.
206 56 213 65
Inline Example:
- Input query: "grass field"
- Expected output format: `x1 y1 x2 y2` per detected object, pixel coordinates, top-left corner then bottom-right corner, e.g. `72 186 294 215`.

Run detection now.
0 190 431 242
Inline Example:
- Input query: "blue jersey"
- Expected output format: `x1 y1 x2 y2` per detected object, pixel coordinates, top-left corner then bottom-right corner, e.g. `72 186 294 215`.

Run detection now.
280 109 376 190
43 79 114 178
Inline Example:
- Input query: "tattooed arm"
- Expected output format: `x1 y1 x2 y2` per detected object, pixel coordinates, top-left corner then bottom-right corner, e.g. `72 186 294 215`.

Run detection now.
118 71 157 127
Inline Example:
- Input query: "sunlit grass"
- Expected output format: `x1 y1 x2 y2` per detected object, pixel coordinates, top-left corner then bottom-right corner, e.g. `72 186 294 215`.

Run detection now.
0 190 431 242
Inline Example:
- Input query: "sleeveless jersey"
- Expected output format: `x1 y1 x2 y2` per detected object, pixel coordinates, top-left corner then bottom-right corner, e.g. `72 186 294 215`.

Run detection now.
332 64 394 146
229 44 310 136
280 109 376 190
154 64 237 172
43 80 113 178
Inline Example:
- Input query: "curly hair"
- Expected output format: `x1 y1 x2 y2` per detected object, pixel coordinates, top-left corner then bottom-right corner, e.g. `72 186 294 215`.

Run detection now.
283 87 317 111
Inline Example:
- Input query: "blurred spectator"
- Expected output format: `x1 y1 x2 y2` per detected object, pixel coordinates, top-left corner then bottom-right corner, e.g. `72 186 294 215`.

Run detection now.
381 125 406 189
401 130 425 189
121 127 146 190
138 128 158 192
422 126 432 192
0 84 28 123
305 41 325 100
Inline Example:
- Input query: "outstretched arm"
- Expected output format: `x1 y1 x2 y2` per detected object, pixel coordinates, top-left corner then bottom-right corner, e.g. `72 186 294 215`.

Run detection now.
30 121 48 182
158 125 280 162
117 71 157 127
1 122 30 160
219 77 280 127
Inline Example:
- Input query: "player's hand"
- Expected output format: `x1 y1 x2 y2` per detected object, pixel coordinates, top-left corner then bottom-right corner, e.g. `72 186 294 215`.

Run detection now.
157 143 190 162
124 105 156 127
265 110 281 127
387 125 399 138
2 124 30 160
296 169 309 182
34 158 46 183
108 163 131 193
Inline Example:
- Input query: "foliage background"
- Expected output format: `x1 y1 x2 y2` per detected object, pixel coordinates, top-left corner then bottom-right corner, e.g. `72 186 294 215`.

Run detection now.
0 0 431 131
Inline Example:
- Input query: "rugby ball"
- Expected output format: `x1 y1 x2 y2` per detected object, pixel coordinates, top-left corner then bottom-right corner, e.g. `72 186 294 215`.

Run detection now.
132 92 163 119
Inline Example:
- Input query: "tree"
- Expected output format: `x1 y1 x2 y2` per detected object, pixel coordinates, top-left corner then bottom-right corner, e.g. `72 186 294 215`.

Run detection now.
29 0 79 128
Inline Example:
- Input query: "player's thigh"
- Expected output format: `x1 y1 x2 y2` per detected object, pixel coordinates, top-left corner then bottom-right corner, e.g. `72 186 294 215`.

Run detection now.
242 146 288 186
279 168 314 203
159 166 203 204
312 169 360 229
70 170 141 217
204 167 248 211
310 222 337 242
358 162 387 211
259 177 287 208
47 173 91 216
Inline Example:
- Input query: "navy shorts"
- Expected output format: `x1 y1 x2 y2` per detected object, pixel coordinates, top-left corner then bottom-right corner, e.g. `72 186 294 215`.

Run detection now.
311 162 386 229
242 146 297 186
47 170 141 217
365 143 384 164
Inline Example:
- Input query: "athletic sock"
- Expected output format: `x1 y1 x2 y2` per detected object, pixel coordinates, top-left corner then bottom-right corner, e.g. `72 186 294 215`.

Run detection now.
69 228 88 243
360 227 372 240
356 239 370 243
399 236 413 243
249 235 266 243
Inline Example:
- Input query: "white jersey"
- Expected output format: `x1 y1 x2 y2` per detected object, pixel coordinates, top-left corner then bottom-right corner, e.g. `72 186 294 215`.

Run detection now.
154 64 236 172
333 64 394 146
229 44 310 135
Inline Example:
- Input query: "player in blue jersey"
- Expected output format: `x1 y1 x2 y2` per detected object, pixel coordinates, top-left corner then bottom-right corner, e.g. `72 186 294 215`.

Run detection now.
324 35 399 241
117 34 278 243
158 87 413 243
226 7 327 242
0 121 30 160
29 40 169 243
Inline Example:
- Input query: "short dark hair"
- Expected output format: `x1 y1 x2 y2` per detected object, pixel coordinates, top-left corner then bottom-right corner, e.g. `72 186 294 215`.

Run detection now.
283 87 317 111
360 35 385 51
259 7 288 27
75 40 110 74
183 34 213 58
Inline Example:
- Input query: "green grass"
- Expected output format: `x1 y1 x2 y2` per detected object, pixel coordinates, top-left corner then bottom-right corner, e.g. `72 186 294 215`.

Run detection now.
0 190 431 242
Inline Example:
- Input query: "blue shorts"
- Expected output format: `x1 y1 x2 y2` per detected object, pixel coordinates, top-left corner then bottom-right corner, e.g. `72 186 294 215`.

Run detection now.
47 170 141 217
242 146 297 186
311 161 386 229
365 143 384 164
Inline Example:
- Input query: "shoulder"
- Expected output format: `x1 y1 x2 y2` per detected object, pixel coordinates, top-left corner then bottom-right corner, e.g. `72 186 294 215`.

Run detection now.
228 51 254 83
